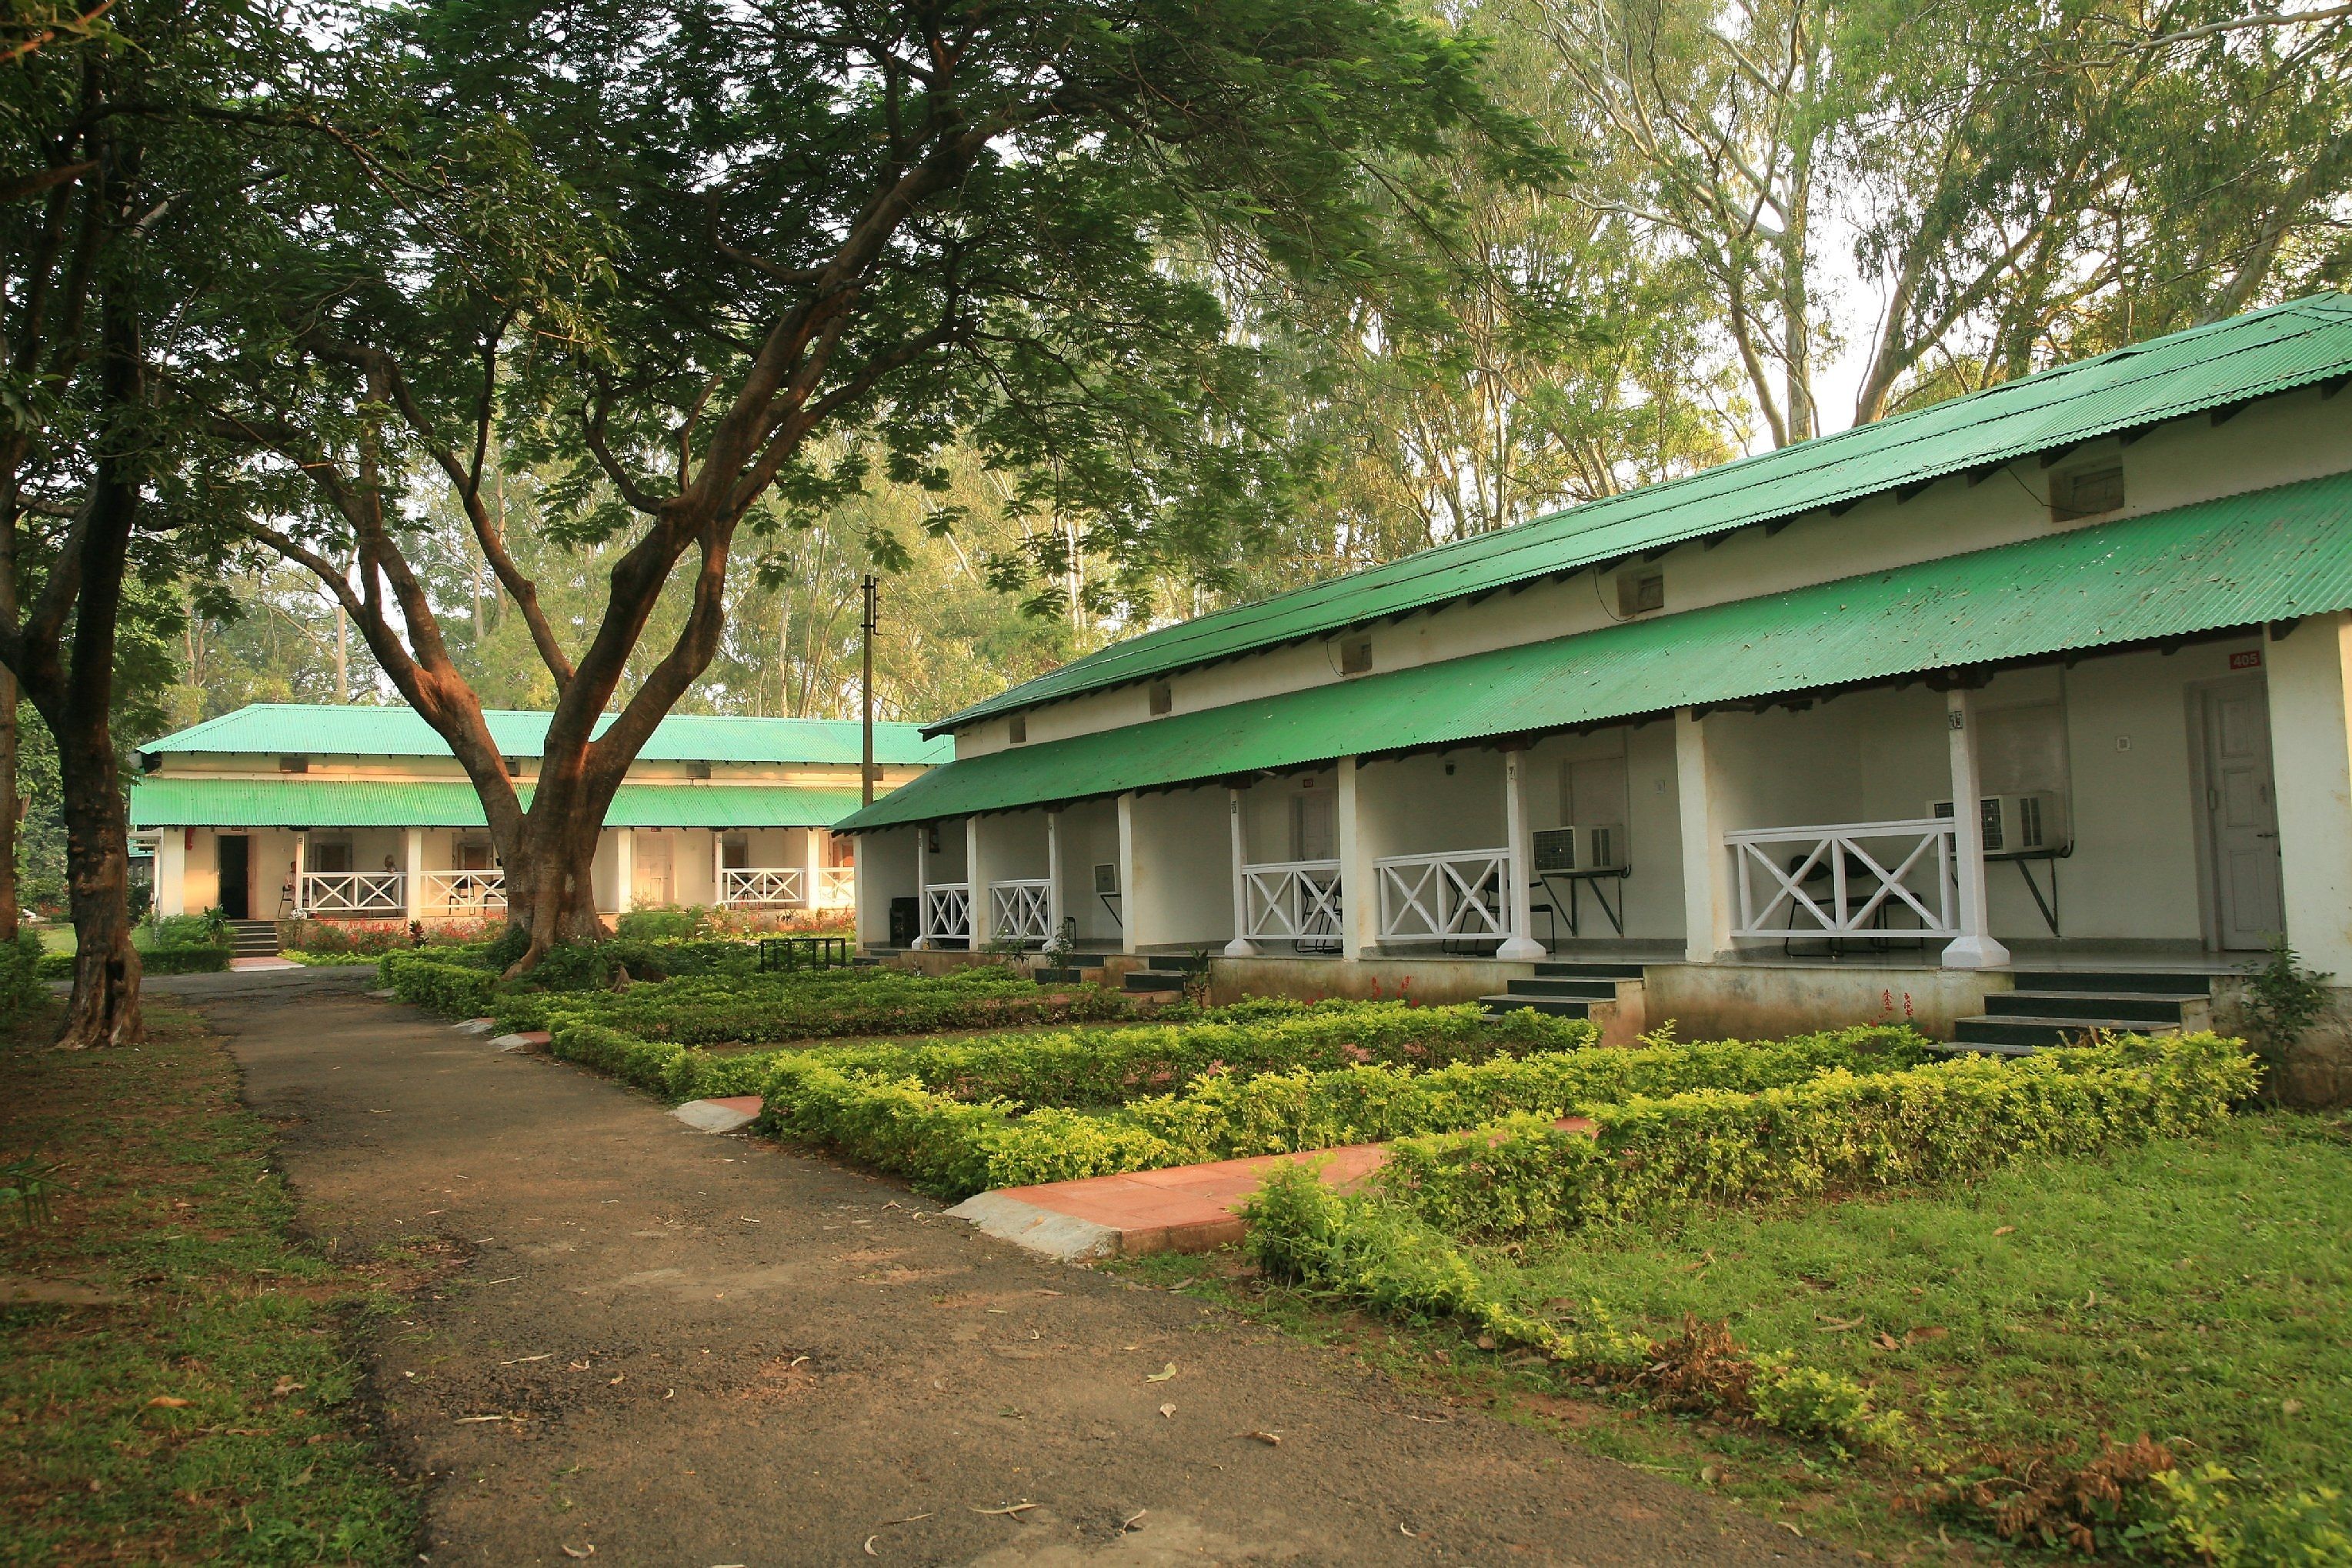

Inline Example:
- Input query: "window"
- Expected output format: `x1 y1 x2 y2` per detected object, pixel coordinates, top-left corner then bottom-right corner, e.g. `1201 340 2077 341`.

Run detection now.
1008 714 1027 745
1148 681 1173 716
826 832 855 868
1339 636 1373 676
722 836 749 870
2050 462 2124 522
1617 569 1666 617
456 839 498 871
279 755 309 774
309 840 353 873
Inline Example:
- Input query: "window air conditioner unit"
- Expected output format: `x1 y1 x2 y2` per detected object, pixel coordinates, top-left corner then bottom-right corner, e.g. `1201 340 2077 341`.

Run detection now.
1929 793 2060 854
1533 827 1580 873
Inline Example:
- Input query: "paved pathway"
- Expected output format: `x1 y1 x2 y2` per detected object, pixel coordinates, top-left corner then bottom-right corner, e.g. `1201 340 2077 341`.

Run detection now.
192 969 1843 1567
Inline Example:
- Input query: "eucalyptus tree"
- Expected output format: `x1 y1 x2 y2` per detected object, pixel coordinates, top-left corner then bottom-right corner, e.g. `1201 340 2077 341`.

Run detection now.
196 0 1556 970
1539 0 2352 438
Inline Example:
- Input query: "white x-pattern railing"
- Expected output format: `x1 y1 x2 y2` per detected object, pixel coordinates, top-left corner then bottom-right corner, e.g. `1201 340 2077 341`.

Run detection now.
1728 818 1957 938
817 866 856 905
300 870 404 916
921 882 972 942
1242 859 1344 942
1376 849 1510 942
989 879 1053 945
424 869 505 910
721 867 806 906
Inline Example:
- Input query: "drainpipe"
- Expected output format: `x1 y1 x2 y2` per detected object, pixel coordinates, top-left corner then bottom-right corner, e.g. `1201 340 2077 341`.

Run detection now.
1223 786 1258 957
1940 686 2011 970
1496 748 1547 962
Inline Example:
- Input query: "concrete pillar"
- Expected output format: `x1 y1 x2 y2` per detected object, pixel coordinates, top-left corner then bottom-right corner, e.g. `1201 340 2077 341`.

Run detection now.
803 826 825 909
402 826 424 921
2267 612 2352 977
292 830 307 918
712 830 728 908
911 825 931 949
1497 748 1546 961
1046 809 1066 946
613 830 634 915
1673 709 1732 963
156 829 187 917
1941 686 2010 969
1336 758 1376 960
966 817 989 947
1223 786 1258 957
1116 792 1139 956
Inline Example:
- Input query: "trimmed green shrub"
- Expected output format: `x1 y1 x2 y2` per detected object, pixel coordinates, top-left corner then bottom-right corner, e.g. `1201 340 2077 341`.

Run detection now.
614 906 705 939
759 1026 1928 1199
0 929 46 1021
1369 1033 2258 1239
380 951 498 1017
139 944 232 976
506 964 1122 1042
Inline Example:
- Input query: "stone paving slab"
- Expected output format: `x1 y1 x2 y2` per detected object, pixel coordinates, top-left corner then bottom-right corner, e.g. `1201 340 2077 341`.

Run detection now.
670 1094 762 1134
948 1118 1594 1263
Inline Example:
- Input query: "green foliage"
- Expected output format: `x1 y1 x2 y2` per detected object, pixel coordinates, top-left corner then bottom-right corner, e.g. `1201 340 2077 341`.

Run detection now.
135 946 232 977
1 1156 59 1227
149 909 229 948
0 930 47 1024
2243 937 2335 1061
756 1024 1920 1200
1372 1033 2257 1239
613 906 705 940
378 951 498 1019
507 963 1122 1043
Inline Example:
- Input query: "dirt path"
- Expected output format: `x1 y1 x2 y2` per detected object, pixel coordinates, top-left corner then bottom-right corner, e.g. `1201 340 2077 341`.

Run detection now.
185 971 1845 1568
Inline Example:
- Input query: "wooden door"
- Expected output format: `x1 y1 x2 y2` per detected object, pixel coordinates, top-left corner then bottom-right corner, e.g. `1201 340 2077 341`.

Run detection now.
633 832 674 907
2200 678 2284 949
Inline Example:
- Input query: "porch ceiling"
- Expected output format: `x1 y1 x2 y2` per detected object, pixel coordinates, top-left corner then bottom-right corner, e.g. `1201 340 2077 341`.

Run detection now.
841 467 2352 831
128 778 865 830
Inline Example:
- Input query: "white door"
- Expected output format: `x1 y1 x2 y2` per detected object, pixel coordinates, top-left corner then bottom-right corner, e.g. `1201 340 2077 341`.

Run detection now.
632 832 675 907
2200 678 2284 949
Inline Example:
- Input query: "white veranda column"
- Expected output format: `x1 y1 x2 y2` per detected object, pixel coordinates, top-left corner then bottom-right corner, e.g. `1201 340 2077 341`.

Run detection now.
292 830 308 918
2267 612 2352 978
1336 758 1375 960
1940 686 2010 969
802 826 825 908
1673 709 1733 963
1496 748 1546 961
612 830 635 916
1045 809 1066 947
911 826 931 949
402 826 424 922
965 817 989 947
1115 792 1139 956
156 829 187 918
712 830 728 907
1223 786 1258 958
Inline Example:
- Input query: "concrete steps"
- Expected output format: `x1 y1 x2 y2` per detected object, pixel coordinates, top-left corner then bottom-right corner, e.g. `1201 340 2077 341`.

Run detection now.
1123 954 1210 993
1480 960 1647 1021
1946 969 2210 1053
228 919 280 958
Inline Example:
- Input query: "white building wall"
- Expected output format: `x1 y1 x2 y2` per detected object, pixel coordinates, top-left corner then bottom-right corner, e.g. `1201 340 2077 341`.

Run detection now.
2265 612 2352 977
1125 786 1231 951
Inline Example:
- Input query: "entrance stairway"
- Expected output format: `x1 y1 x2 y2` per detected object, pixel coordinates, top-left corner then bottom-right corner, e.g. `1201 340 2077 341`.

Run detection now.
1123 953 1210 994
229 919 281 959
1479 959 1647 1021
1945 970 2212 1053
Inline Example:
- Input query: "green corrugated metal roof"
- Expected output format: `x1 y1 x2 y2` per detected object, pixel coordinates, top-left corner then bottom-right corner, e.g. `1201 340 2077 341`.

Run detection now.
844 468 2352 829
937 293 2352 733
129 778 866 829
141 706 952 766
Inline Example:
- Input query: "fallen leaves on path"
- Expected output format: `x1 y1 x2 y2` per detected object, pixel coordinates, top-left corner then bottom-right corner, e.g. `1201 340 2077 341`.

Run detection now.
1159 1403 1176 1419
970 1502 1036 1516
1145 1362 1178 1382
1245 1431 1282 1446
560 1544 596 1558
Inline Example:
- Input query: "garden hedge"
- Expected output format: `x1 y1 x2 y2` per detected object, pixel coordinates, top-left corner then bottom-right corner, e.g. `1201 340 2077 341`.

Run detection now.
38 942 232 979
505 965 1126 1041
0 929 45 1021
379 951 499 1017
756 1026 1928 1199
1362 1031 2260 1239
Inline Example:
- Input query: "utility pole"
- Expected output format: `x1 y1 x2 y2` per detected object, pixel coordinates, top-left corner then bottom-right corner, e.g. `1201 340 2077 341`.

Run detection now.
860 575 879 807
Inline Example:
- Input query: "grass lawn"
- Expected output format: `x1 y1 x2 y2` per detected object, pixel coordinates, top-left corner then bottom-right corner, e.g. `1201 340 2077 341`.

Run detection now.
1123 1112 2352 1562
1 1001 422 1564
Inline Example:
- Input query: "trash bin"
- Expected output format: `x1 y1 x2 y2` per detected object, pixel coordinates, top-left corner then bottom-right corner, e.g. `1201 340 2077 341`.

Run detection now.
889 896 919 948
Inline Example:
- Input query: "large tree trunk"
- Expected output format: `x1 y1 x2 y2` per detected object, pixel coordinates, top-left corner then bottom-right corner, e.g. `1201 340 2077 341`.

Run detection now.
499 762 618 972
55 724 138 1046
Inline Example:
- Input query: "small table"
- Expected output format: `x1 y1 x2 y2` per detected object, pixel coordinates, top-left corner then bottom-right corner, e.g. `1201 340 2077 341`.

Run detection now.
1535 866 1633 938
